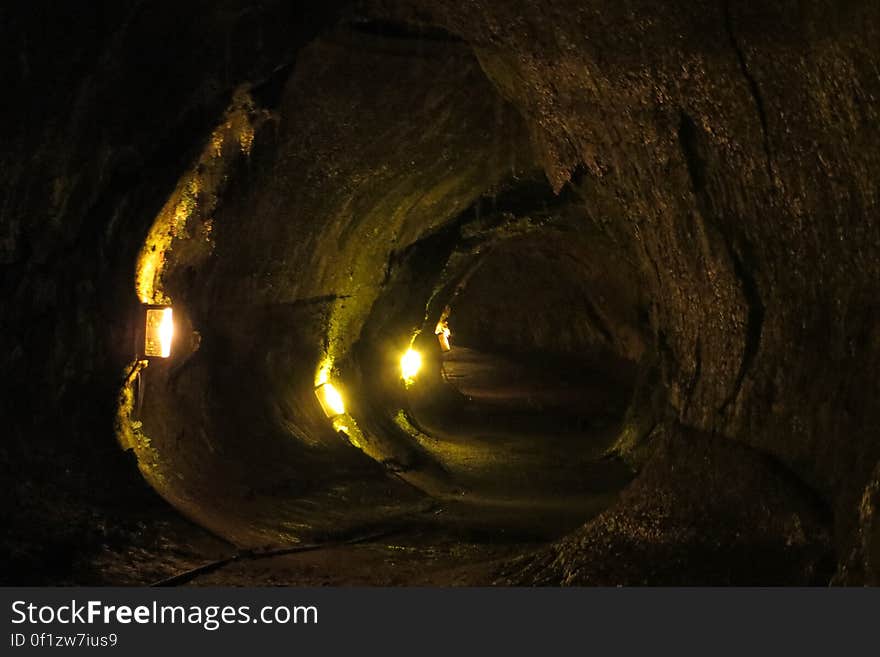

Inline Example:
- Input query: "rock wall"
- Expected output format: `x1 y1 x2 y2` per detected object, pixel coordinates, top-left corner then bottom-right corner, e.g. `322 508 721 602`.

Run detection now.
2 0 878 582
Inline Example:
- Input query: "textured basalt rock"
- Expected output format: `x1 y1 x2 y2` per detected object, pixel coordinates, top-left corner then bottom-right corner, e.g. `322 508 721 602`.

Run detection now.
397 0 880 583
2 0 879 584
496 426 834 585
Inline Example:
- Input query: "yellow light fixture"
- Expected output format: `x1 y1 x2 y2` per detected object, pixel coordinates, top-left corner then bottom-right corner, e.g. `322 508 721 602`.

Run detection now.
144 306 174 358
400 348 422 385
315 382 345 417
435 319 451 352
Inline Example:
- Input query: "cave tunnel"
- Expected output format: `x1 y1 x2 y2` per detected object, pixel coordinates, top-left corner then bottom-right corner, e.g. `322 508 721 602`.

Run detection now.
2 0 879 586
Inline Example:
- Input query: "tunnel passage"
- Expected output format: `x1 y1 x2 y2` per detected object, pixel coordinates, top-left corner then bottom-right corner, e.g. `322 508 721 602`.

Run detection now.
341 184 658 533
71 1 878 584
417 231 649 503
116 16 664 551
118 23 559 545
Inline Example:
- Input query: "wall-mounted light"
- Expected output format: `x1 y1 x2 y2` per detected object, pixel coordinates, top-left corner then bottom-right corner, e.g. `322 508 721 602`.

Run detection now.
315 381 346 417
400 348 422 385
144 305 174 359
435 319 451 352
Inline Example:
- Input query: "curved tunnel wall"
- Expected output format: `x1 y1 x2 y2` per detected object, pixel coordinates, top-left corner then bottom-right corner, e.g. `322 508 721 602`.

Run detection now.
123 25 540 545
125 1 880 575
3 0 879 583
415 0 880 579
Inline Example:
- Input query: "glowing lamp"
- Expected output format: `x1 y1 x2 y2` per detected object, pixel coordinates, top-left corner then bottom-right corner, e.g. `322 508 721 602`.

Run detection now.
400 349 422 385
315 382 345 417
144 306 174 358
435 320 451 352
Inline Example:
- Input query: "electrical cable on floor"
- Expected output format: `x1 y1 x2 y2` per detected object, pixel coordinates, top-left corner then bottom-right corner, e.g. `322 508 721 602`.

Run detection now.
151 501 441 586
151 528 402 587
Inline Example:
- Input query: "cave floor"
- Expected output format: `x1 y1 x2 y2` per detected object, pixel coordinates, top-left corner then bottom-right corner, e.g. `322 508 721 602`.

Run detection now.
86 346 642 586
137 344 633 587
409 346 634 504
84 344 641 587
439 347 628 415
88 502 555 586
181 531 535 587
